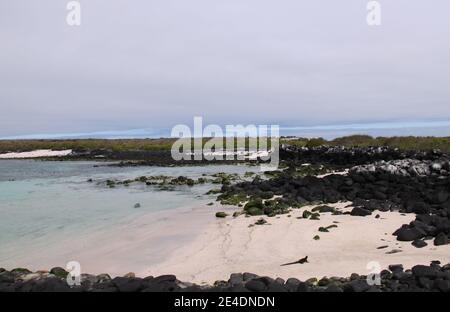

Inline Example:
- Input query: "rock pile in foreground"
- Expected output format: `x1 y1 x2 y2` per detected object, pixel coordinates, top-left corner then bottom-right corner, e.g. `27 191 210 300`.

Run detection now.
1 263 450 292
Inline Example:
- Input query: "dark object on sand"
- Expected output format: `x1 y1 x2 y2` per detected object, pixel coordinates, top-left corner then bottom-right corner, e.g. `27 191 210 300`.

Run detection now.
350 207 372 216
281 256 309 266
215 212 228 218
412 239 428 248
434 232 450 246
385 249 402 254
255 218 267 225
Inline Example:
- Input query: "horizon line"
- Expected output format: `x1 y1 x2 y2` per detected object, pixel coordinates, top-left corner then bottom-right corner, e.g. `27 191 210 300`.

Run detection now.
2 119 450 140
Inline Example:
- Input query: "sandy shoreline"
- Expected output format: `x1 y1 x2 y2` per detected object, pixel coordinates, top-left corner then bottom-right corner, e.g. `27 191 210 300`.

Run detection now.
149 202 450 284
2 200 450 284
0 149 72 159
0 203 218 276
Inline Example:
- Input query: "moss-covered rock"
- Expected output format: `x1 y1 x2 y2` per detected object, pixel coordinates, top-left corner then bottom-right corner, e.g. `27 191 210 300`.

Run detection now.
244 198 263 210
170 176 195 186
11 268 32 275
312 205 336 213
106 180 116 188
219 193 247 205
215 212 228 218
50 267 68 278
245 207 264 216
310 213 320 220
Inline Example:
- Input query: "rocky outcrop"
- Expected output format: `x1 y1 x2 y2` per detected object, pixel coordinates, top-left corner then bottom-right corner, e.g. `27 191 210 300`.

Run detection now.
218 169 450 245
1 263 449 292
280 146 444 168
351 159 450 177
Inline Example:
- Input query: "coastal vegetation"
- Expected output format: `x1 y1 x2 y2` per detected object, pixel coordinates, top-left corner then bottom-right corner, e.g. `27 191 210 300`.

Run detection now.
0 137 269 153
2 135 450 153
285 135 450 152
0 138 177 153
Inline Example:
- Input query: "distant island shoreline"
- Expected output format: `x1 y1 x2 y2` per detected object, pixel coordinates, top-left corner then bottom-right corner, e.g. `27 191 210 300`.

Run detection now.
1 135 450 161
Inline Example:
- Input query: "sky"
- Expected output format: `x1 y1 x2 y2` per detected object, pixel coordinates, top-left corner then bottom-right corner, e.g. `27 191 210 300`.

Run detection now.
1 0 450 139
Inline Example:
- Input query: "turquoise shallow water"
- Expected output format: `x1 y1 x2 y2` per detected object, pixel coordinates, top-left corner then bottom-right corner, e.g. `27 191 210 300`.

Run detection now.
0 160 257 266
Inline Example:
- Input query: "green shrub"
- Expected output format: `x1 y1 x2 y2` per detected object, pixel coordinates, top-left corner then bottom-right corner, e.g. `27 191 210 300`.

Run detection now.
305 138 327 148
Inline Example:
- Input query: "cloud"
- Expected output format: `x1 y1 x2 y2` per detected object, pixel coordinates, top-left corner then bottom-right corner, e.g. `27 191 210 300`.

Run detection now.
1 0 450 137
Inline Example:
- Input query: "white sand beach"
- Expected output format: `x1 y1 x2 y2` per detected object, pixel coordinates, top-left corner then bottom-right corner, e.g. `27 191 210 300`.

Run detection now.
148 202 450 284
3 200 449 284
0 149 72 159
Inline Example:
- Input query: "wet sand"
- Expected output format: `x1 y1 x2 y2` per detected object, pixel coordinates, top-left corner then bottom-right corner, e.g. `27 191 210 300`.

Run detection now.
0 203 217 276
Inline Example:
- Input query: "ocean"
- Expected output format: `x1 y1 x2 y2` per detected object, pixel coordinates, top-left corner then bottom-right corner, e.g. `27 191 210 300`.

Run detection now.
0 160 257 273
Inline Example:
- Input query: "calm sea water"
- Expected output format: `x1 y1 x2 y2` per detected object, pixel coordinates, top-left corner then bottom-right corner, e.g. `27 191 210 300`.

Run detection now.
0 160 257 266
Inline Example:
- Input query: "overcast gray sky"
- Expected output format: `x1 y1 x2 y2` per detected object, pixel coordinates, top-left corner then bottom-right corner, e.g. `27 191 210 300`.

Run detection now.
1 0 450 138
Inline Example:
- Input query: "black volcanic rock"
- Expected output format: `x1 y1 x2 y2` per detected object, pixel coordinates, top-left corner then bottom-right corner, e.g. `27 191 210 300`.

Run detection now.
411 265 440 279
395 227 426 241
407 202 430 214
388 264 404 273
350 207 372 216
412 239 428 248
434 232 450 246
218 152 450 244
344 280 371 292
3 262 450 292
112 277 143 292
245 279 266 292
